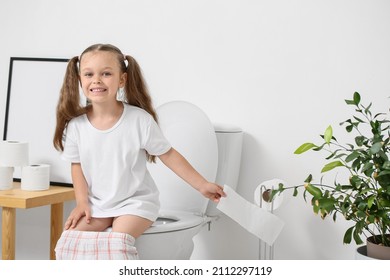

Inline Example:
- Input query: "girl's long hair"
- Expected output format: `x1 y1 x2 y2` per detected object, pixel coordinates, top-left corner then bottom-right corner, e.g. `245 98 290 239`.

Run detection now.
53 44 158 162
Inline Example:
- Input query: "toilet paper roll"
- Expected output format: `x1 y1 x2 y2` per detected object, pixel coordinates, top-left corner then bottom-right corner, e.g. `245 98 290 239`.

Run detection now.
0 141 29 167
254 179 287 211
217 185 284 246
0 166 14 190
21 164 50 191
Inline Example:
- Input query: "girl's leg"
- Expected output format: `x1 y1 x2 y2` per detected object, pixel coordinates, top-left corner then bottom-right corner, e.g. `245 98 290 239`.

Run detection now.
112 215 153 238
70 216 113 231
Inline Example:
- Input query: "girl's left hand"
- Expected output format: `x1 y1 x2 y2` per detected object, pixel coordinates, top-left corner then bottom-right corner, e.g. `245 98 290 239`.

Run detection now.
198 182 226 202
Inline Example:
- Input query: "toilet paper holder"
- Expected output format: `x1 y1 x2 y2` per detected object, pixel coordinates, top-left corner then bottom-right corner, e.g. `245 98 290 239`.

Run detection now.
258 184 275 260
254 178 286 259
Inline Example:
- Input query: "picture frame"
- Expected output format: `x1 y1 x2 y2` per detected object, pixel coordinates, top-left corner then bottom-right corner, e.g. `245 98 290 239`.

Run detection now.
3 57 78 186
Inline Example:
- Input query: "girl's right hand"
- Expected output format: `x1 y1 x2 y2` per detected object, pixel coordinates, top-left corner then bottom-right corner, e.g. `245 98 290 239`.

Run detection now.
64 203 91 230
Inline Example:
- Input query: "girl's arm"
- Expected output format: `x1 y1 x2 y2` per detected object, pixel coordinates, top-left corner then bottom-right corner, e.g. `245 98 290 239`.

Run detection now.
65 162 91 229
158 148 226 202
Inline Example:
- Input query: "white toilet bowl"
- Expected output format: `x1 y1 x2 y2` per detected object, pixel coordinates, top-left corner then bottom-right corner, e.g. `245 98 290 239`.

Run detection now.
135 210 208 259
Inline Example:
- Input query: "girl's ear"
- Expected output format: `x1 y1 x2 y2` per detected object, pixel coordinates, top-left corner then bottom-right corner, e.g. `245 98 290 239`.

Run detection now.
119 72 127 87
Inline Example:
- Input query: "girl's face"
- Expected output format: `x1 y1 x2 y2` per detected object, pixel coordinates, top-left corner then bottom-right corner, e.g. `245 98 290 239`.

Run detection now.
79 51 126 105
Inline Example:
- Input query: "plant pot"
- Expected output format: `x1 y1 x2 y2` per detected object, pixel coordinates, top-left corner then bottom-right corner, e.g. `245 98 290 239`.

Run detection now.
355 246 375 260
366 235 390 260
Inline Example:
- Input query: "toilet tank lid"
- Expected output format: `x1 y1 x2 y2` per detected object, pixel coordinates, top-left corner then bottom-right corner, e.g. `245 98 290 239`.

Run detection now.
213 123 242 133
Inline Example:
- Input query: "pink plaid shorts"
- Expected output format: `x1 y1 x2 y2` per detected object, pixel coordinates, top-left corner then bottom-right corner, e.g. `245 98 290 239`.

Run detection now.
55 230 139 260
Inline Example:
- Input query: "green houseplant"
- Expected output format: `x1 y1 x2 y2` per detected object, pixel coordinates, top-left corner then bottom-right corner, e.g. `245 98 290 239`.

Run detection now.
271 92 390 258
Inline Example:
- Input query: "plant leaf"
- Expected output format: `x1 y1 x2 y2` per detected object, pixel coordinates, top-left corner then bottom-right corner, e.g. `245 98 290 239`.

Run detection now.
378 170 390 177
353 116 364 123
313 143 326 151
321 161 344 172
345 124 353 132
362 162 374 173
343 226 354 244
355 136 366 146
353 92 361 105
317 198 336 212
353 228 364 245
345 151 360 162
305 183 322 198
294 143 316 154
324 126 333 144
367 196 375 209
364 102 372 115
270 190 279 201
369 142 382 154
304 174 313 183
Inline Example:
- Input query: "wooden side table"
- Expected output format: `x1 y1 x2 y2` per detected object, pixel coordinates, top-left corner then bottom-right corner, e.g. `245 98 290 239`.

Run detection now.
0 182 75 260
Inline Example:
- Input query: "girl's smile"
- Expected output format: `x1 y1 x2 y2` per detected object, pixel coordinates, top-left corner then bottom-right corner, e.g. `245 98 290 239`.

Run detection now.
90 87 108 95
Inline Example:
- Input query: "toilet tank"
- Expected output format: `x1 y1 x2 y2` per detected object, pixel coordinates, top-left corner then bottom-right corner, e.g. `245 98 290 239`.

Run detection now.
205 123 243 216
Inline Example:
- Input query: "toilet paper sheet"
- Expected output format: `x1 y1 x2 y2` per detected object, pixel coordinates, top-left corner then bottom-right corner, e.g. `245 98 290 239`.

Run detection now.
217 185 284 246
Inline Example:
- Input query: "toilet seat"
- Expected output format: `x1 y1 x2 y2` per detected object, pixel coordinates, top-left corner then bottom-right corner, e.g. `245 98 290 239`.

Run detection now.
144 210 206 234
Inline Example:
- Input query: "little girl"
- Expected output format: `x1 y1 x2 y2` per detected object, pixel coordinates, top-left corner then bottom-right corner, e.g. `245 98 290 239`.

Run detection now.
53 44 225 259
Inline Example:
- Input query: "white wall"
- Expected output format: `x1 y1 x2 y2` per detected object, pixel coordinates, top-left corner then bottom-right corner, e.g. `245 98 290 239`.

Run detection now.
0 0 389 259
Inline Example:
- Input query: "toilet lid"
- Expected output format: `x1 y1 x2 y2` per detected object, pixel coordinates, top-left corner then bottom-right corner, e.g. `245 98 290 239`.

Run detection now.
144 210 206 234
147 101 218 214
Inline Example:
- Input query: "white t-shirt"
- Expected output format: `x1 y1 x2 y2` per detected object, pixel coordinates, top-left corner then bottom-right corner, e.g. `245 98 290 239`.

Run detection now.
61 104 171 222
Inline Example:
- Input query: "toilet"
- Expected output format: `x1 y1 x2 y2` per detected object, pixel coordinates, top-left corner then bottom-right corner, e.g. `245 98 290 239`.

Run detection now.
135 101 243 259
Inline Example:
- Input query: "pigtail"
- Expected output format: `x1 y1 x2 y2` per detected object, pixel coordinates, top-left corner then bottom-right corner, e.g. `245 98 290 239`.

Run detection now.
124 55 157 120
124 55 158 163
53 56 88 151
